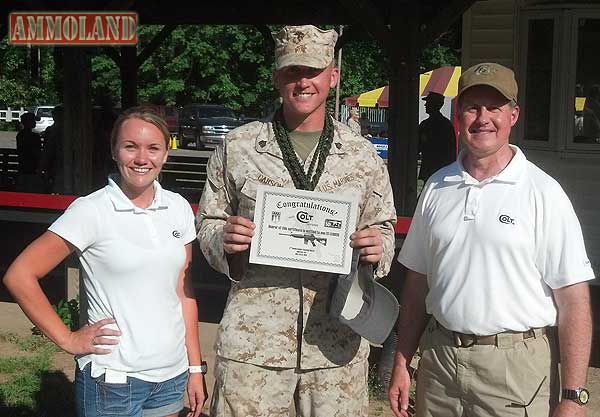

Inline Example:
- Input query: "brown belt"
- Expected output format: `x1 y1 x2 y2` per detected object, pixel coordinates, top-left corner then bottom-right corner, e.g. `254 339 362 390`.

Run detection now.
435 321 547 348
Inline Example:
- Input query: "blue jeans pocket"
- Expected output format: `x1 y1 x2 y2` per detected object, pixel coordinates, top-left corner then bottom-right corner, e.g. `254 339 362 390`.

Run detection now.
96 380 133 415
171 373 188 395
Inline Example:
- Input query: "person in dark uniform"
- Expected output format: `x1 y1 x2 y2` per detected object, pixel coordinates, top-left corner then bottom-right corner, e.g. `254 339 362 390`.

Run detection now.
16 112 42 192
418 92 456 181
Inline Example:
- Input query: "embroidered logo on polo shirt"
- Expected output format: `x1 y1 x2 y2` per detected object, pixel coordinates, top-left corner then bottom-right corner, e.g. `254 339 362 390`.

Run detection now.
172 230 182 238
498 214 515 225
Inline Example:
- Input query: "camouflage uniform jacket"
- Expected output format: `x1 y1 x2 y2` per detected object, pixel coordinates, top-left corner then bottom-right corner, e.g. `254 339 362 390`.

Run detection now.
197 119 396 369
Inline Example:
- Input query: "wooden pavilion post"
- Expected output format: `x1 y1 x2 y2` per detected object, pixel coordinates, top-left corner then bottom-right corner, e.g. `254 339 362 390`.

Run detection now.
120 46 138 109
388 2 420 216
62 48 94 195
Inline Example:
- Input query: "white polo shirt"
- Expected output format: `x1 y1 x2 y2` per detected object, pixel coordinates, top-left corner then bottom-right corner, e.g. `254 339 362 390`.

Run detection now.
399 145 595 335
49 177 196 381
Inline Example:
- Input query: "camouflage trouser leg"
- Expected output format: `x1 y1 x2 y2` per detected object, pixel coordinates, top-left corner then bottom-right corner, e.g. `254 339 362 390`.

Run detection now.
210 356 369 417
295 359 369 417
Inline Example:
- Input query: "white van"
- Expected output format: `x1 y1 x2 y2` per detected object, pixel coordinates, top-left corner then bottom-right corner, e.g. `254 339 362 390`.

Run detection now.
30 106 55 134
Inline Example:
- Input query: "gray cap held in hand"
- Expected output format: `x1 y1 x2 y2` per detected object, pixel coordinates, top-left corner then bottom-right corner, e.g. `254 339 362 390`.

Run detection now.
328 249 399 344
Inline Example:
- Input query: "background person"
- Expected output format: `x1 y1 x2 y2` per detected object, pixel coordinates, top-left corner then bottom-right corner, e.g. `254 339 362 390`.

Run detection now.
389 63 594 417
347 108 362 135
197 25 396 417
583 84 600 142
418 91 456 182
40 105 64 193
359 111 370 136
16 112 42 192
3 107 207 417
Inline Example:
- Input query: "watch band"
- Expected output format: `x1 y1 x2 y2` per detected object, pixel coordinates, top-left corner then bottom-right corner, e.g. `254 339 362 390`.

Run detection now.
562 387 589 405
189 361 208 374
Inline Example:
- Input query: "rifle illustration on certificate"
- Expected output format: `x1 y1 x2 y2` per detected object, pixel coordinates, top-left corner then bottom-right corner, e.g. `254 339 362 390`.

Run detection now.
279 232 328 247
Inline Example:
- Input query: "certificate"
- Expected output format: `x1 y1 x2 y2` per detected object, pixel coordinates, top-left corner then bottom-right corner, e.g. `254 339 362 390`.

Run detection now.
249 185 358 274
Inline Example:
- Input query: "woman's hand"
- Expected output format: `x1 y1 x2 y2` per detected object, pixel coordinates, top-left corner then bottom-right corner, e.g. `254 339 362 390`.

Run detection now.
187 373 208 417
63 317 121 355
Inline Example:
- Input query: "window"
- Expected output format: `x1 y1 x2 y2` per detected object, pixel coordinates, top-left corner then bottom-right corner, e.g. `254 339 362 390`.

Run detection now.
518 8 600 151
574 18 600 144
523 19 554 142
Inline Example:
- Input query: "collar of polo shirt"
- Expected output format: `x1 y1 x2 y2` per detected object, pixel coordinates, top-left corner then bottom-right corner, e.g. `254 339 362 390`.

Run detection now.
106 175 169 213
442 144 525 185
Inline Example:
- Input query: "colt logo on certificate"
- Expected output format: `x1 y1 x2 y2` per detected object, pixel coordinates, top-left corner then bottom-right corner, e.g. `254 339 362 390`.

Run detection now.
250 185 358 274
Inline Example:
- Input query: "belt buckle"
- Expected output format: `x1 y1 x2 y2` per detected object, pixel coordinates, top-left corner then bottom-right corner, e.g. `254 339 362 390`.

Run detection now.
453 332 477 348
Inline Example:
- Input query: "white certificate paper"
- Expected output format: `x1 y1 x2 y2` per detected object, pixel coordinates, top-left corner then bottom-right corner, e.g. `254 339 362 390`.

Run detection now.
249 185 359 274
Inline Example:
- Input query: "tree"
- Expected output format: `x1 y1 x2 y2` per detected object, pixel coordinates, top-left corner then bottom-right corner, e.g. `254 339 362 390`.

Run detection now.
0 43 58 107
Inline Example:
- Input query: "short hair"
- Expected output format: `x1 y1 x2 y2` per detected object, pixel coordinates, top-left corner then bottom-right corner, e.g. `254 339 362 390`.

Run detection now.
110 106 170 152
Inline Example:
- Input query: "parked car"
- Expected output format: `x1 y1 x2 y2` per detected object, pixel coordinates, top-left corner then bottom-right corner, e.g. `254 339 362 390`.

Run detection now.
146 105 179 134
178 104 244 149
29 105 56 134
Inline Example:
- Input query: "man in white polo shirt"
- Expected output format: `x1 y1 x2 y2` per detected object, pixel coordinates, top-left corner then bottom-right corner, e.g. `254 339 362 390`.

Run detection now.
389 63 595 417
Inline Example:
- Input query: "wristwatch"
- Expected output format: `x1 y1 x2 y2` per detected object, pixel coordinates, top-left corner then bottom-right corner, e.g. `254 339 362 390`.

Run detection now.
561 387 590 406
188 361 208 375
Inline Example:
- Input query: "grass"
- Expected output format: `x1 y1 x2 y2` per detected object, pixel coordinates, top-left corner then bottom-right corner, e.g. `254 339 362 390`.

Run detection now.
0 332 61 412
0 332 59 353
368 364 386 398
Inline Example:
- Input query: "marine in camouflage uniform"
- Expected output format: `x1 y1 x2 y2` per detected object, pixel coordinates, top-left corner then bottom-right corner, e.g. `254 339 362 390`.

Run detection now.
197 25 396 417
347 109 362 136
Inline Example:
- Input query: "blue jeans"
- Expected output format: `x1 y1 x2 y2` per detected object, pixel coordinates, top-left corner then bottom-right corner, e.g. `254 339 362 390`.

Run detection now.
75 363 188 417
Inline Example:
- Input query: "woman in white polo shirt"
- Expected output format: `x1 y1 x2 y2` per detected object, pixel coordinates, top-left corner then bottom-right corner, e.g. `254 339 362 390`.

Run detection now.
3 107 207 417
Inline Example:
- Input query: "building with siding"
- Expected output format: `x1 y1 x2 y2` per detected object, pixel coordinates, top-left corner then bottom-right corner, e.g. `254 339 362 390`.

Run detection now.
463 0 600 283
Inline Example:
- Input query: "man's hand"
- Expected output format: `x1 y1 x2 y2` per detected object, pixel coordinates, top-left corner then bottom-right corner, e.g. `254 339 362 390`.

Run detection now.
388 356 412 417
350 227 383 264
552 400 586 417
223 216 255 254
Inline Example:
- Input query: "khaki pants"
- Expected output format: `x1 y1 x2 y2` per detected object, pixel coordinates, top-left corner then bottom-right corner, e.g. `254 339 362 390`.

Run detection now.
416 321 559 417
210 356 369 417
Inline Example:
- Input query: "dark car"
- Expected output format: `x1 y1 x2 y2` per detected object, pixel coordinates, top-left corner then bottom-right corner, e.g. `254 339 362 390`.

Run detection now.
178 104 244 149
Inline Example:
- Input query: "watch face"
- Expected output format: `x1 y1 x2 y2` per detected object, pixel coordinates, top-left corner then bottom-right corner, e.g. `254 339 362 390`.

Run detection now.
579 389 590 405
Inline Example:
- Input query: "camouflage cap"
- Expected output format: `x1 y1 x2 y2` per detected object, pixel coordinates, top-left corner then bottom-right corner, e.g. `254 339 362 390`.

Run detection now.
272 25 338 70
458 63 518 104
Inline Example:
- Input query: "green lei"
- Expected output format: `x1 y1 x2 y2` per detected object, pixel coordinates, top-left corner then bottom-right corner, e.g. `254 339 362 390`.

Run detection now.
272 108 334 191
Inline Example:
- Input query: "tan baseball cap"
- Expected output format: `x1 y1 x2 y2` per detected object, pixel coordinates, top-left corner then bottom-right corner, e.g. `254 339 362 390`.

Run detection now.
272 25 338 70
458 63 518 103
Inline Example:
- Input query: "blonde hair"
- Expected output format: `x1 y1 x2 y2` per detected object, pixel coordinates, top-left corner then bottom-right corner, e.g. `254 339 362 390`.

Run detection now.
110 106 170 152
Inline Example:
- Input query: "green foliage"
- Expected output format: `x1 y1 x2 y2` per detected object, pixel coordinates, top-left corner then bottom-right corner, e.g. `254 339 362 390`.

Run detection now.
420 43 460 72
1 23 460 116
0 43 58 107
52 298 80 332
420 24 461 72
339 40 390 99
137 25 276 115
31 297 80 334
0 120 19 131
